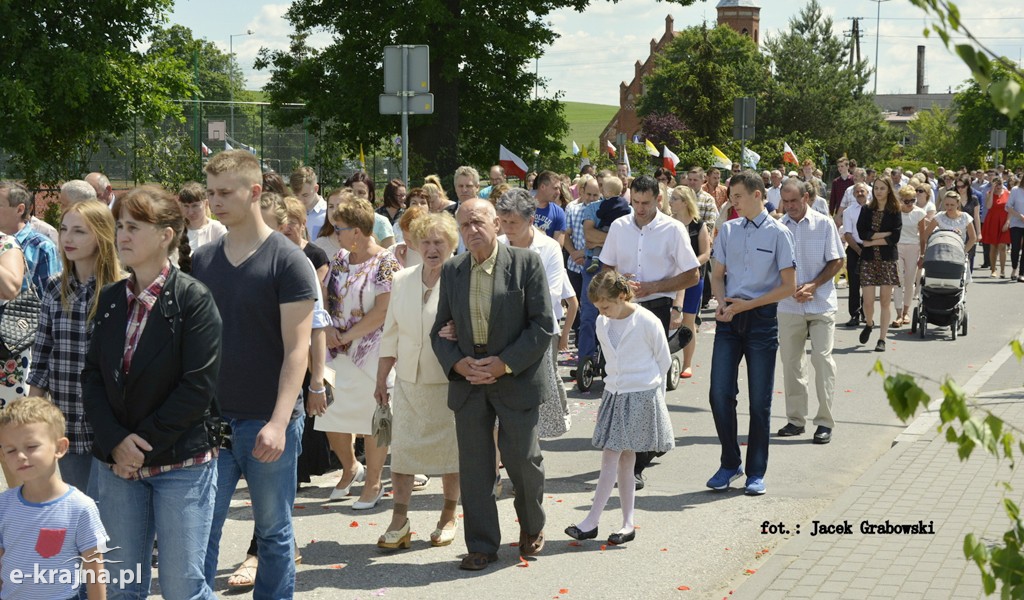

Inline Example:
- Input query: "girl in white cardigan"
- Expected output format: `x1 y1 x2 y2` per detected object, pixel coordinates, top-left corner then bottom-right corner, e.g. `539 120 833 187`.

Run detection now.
565 270 674 546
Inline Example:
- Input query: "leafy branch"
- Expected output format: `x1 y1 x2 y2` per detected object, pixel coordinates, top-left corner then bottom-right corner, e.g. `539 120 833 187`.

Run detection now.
876 339 1024 596
910 0 1024 118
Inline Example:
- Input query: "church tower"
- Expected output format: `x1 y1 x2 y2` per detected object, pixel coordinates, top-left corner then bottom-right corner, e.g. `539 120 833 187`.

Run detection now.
716 0 760 45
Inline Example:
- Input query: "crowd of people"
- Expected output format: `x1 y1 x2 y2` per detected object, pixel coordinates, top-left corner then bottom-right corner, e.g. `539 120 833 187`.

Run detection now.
0 151 1019 599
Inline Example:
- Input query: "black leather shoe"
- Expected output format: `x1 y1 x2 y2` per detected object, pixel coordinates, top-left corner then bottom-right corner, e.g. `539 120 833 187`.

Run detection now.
634 473 645 490
813 427 832 444
859 324 873 344
564 524 599 540
844 316 860 327
777 423 805 437
608 530 636 545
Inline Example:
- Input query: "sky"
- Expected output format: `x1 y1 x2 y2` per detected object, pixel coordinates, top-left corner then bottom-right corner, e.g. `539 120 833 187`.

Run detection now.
167 0 1024 106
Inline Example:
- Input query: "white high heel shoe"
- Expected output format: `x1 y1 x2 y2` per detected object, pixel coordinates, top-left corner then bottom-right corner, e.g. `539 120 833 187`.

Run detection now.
328 462 365 501
352 485 386 510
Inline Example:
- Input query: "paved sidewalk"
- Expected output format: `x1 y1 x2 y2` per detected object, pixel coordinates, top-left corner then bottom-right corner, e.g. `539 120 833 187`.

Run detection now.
735 386 1024 600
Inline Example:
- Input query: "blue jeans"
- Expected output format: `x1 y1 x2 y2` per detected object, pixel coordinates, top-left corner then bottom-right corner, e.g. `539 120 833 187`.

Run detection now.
577 267 598 363
97 460 217 600
60 453 99 501
205 417 303 600
709 304 780 479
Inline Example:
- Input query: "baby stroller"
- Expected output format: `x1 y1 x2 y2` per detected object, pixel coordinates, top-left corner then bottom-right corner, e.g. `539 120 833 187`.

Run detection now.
911 229 968 340
576 325 692 393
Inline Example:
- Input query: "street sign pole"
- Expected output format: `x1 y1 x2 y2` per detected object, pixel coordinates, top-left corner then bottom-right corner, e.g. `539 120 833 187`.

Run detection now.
402 46 410 186
381 45 431 186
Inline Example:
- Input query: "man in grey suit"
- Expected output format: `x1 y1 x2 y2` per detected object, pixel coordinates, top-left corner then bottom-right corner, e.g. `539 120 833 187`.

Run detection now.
432 198 555 571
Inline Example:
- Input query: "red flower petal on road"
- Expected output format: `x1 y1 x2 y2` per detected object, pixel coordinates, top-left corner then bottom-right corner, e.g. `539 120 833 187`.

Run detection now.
349 521 359 527
600 544 607 551
294 505 305 509
559 589 569 594
744 569 756 575
510 542 519 547
677 585 691 591
568 541 582 547
661 548 668 552
330 564 345 569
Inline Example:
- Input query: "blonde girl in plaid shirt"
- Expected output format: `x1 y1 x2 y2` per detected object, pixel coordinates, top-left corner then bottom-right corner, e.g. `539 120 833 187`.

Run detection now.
28 200 124 500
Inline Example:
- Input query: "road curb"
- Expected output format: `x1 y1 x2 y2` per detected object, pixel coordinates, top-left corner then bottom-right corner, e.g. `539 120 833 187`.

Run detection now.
892 324 1024 446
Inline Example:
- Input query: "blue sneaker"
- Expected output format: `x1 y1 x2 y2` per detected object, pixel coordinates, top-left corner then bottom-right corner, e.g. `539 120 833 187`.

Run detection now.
744 477 766 495
706 466 744 491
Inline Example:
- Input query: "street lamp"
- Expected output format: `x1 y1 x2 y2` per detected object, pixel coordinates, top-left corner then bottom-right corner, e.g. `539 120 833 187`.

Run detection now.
229 29 254 141
871 0 892 95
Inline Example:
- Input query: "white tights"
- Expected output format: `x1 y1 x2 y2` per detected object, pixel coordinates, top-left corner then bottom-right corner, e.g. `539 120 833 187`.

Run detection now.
576 449 636 535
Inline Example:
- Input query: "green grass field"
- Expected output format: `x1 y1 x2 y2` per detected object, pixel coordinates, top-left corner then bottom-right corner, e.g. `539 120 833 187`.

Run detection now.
561 101 618 154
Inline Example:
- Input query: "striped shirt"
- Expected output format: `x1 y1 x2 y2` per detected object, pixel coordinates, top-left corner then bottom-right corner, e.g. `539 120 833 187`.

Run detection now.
27 276 98 456
469 244 497 345
0 486 108 600
779 209 845 315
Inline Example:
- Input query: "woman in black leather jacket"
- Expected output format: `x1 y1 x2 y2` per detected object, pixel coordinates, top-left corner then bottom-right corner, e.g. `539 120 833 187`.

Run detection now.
82 185 222 600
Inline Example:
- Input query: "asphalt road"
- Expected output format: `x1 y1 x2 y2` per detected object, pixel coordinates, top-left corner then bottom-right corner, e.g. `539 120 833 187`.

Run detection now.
10 271 1023 599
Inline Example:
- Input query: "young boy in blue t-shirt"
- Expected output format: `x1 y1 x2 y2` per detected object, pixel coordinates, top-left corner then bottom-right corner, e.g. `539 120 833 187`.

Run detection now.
0 397 108 600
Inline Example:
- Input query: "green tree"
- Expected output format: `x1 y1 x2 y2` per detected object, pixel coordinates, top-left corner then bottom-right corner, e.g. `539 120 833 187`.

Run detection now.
146 24 243 102
638 23 768 145
906 105 960 165
0 1 194 185
953 66 1024 168
255 1 697 184
760 0 889 162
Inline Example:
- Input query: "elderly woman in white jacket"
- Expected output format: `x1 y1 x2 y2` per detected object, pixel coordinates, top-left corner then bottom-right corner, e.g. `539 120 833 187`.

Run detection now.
373 212 461 550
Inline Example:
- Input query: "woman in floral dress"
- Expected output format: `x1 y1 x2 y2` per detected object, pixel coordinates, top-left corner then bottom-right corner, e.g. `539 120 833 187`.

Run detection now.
315 194 401 510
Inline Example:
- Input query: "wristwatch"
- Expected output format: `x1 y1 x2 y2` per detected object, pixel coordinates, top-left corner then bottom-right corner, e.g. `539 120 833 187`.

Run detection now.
505 364 513 375
671 306 684 313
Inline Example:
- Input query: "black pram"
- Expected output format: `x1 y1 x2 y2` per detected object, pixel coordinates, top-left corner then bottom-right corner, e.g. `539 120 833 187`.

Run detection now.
911 229 968 339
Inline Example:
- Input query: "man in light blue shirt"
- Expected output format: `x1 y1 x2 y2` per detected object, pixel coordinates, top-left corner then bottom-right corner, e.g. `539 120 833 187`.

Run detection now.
0 181 61 291
706 171 796 496
776 180 844 445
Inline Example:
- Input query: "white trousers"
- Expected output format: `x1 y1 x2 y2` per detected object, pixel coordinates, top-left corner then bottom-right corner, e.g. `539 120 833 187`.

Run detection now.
895 243 922 310
778 311 837 429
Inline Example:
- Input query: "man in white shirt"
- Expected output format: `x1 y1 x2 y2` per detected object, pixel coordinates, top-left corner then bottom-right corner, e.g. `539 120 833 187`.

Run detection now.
600 175 700 487
776 180 844 445
841 182 870 327
766 170 783 210
291 166 328 240
835 168 867 226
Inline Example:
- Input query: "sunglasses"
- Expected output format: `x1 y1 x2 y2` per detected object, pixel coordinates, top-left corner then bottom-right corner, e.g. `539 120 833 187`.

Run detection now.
902 199 916 205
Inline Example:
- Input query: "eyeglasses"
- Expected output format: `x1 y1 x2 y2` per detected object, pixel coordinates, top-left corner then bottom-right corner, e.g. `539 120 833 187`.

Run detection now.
901 199 916 205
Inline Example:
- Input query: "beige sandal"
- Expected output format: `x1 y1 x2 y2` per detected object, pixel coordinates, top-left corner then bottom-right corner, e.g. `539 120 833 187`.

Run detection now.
227 555 258 588
430 520 459 547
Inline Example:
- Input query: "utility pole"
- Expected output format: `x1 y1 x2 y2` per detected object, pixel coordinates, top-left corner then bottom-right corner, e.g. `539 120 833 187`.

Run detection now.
871 0 892 95
845 17 864 68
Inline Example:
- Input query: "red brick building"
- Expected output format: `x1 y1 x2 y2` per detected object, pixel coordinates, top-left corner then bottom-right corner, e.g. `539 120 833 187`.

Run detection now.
600 1 761 153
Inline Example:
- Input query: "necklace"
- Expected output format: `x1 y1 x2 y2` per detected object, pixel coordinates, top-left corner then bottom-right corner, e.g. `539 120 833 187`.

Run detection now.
422 273 438 304
226 233 267 265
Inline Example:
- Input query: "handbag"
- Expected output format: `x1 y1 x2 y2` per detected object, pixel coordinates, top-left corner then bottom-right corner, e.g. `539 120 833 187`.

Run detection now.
0 262 40 359
371 402 392 447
